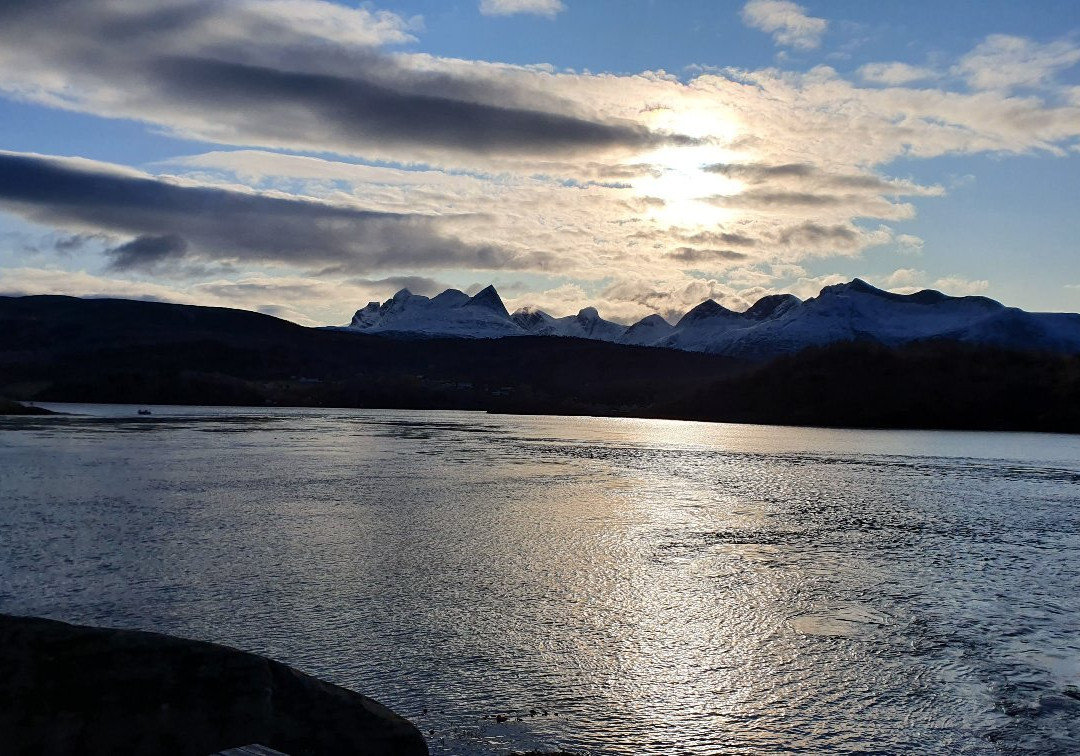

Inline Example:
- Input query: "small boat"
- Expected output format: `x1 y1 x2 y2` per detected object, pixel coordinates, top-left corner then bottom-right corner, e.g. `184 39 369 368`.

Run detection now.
137 409 152 415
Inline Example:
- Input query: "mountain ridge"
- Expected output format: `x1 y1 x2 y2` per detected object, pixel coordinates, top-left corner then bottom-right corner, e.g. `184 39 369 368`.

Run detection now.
3 293 1079 433
338 279 1080 359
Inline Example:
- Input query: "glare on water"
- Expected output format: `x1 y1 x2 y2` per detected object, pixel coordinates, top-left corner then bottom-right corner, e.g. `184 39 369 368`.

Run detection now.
2 405 1079 754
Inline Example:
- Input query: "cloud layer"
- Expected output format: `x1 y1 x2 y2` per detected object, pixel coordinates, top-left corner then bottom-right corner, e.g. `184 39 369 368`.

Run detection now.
0 151 547 275
0 0 669 170
0 1 1079 323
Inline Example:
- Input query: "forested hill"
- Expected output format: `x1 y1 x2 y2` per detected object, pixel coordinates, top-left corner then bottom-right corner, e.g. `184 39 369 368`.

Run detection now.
2 295 1078 433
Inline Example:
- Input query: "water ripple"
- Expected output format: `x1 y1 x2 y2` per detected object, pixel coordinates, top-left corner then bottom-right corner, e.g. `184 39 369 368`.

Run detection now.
2 405 1078 754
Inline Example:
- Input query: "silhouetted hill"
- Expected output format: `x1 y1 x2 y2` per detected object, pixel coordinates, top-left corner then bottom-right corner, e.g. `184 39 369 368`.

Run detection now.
664 340 1080 433
2 295 1078 432
0 295 742 415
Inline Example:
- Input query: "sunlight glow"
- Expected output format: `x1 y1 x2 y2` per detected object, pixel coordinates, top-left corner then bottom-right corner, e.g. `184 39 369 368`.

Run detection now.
634 107 747 229
634 143 744 228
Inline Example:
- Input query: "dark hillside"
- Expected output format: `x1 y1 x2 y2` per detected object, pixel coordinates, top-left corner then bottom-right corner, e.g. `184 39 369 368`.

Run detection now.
665 340 1080 433
3 295 1078 432
0 295 743 415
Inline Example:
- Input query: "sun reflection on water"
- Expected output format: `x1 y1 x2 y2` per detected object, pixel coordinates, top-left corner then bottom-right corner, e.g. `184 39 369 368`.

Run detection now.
5 407 1080 754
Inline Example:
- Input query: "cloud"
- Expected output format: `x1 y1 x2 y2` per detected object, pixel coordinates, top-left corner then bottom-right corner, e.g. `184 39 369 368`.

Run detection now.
930 276 989 296
479 0 565 18
895 234 924 254
148 55 660 157
0 0 673 171
161 148 674 283
775 222 859 247
2 4 1080 322
706 64 1080 160
881 267 925 288
0 151 547 275
0 266 466 326
108 235 188 271
954 35 1080 93
708 191 918 222
667 247 749 265
740 0 827 51
0 267 187 304
874 268 990 297
858 62 937 86
679 231 757 248
708 161 941 191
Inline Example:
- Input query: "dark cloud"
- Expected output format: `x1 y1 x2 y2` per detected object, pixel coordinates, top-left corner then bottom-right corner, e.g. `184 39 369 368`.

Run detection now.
706 162 816 179
151 57 661 157
108 234 188 270
706 162 902 192
713 191 844 208
775 222 860 247
0 0 683 163
667 247 749 263
681 230 757 247
55 235 97 252
0 152 546 274
343 275 446 296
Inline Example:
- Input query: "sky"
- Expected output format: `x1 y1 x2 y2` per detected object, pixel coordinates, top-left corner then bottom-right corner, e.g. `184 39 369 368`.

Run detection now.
0 0 1078 326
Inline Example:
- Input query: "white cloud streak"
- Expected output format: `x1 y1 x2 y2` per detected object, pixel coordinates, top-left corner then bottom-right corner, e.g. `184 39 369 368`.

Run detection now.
858 62 937 86
479 0 565 18
954 35 1080 93
740 0 827 51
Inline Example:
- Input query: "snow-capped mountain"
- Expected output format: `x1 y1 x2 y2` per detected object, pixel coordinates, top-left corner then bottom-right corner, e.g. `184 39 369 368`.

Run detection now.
338 279 1080 358
510 306 626 341
345 285 521 338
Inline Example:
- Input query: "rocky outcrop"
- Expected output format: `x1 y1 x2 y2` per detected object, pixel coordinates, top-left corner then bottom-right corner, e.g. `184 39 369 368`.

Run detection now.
0 613 428 756
0 397 56 414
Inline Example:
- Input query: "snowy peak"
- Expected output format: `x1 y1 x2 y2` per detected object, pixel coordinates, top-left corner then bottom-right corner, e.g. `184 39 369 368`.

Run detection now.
511 306 556 332
343 284 521 338
675 299 737 327
430 288 470 307
824 277 880 296
378 288 416 315
745 294 801 320
339 280 1080 359
814 279 1001 312
349 301 382 329
570 307 625 340
465 285 510 318
511 304 624 341
621 314 674 346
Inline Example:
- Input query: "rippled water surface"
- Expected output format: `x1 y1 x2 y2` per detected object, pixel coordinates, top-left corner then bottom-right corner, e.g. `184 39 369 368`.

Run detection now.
3 405 1079 754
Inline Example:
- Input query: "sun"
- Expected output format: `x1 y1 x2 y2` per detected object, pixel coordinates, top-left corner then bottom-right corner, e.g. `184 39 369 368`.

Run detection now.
632 108 747 229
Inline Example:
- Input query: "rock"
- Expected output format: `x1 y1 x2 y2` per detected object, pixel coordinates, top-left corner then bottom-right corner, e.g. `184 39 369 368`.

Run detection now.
0 613 428 756
0 398 56 415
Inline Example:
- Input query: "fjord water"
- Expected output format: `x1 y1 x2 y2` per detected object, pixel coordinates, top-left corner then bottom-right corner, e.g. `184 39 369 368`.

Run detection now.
2 406 1079 754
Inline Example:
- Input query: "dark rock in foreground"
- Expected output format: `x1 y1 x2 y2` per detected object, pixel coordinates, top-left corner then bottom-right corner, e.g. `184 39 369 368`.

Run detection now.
0 397 56 415
0 614 428 756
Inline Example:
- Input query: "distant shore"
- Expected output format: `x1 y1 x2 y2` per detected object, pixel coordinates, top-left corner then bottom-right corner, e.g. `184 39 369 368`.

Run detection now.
3 295 1079 434
0 398 57 415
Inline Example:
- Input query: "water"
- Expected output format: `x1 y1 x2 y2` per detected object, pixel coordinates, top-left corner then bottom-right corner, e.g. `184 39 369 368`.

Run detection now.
2 404 1079 754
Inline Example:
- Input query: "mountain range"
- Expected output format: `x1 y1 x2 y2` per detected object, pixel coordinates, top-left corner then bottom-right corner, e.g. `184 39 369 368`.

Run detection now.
338 279 1080 359
2 292 1079 432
